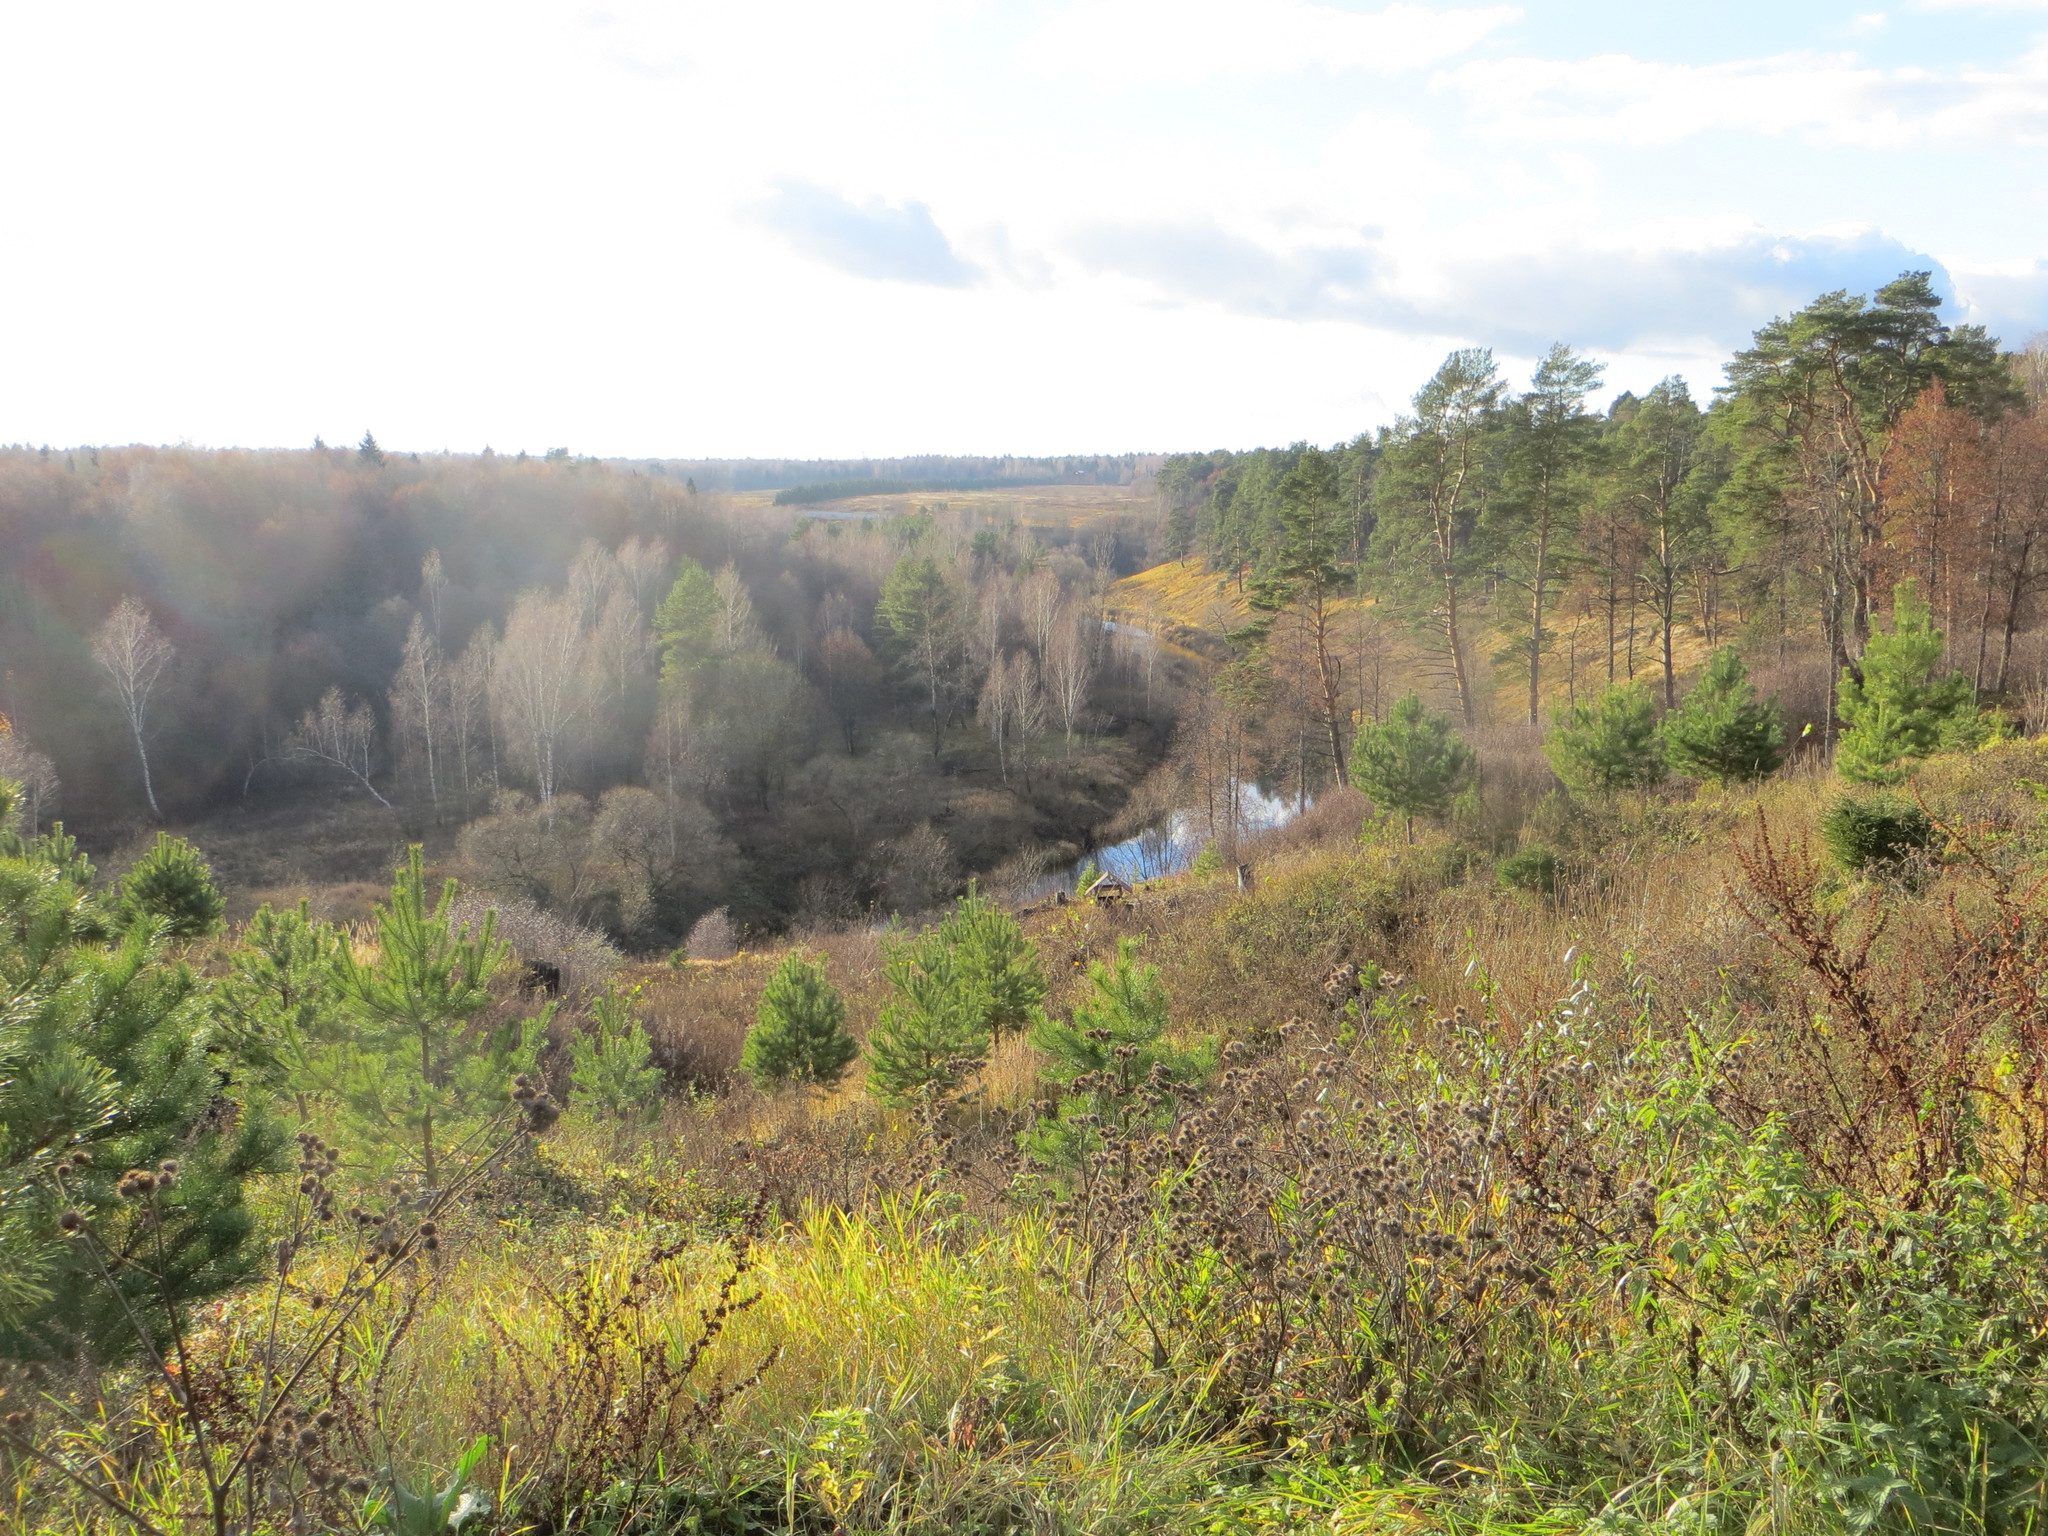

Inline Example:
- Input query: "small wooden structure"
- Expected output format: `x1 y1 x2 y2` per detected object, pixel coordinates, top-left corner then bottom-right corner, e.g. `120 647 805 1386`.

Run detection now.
1085 873 1134 907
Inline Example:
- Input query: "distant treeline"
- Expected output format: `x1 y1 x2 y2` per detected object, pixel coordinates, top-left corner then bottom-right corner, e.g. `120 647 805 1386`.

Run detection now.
774 477 1061 505
629 454 1163 492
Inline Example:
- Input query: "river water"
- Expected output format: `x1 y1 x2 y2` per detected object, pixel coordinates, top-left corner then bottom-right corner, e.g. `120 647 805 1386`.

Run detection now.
1022 780 1302 900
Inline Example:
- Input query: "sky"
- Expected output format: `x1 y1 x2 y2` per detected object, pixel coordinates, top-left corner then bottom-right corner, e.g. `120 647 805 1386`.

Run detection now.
4 0 2047 458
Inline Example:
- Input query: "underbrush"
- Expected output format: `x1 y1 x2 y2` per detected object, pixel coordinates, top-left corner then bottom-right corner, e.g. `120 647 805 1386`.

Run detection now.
14 741 2048 1533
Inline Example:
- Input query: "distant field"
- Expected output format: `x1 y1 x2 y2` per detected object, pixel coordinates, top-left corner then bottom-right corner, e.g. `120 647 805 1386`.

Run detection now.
743 480 1153 529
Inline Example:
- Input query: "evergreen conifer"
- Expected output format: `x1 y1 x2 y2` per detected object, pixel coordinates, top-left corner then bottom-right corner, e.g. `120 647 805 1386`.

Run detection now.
1662 647 1787 785
1025 939 1206 1175
743 952 858 1090
570 985 662 1118
1547 681 1666 795
1837 582 1987 785
864 935 989 1105
936 885 1047 1035
118 832 225 938
1349 692 1476 841
0 783 279 1361
333 849 543 1186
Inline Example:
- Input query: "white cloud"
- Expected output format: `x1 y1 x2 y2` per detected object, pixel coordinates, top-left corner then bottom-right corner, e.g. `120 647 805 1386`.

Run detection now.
1065 216 1975 353
1446 46 2048 147
1018 0 1519 84
755 183 984 287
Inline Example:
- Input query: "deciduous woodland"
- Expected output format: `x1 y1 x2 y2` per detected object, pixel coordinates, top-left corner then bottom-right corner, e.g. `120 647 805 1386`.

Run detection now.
0 449 1169 944
12 277 2048 1534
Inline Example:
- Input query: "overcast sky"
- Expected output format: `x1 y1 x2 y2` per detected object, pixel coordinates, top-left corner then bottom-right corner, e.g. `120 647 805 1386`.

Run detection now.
5 0 2046 458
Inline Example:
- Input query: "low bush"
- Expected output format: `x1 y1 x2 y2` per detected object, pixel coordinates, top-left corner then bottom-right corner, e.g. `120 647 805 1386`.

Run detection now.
1822 790 1936 872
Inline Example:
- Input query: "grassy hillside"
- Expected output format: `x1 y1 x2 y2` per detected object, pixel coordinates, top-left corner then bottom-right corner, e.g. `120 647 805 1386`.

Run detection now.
13 731 2048 1533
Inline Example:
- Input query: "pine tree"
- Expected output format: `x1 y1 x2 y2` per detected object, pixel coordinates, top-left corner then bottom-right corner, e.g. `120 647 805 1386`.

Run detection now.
1661 647 1787 785
212 901 348 1117
655 559 719 679
1547 681 1666 795
743 952 858 1090
1348 692 1476 841
1 791 280 1361
935 885 1047 1035
1024 939 1206 1176
118 832 225 938
1836 582 1987 785
864 935 989 1106
570 985 662 1119
333 849 543 1187
875 554 959 751
358 430 386 467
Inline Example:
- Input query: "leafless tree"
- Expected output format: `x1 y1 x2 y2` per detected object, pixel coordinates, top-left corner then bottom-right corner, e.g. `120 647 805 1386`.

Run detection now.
978 650 1020 782
420 547 448 644
592 591 649 701
644 688 716 860
567 540 625 630
285 688 391 809
90 596 175 817
493 590 587 805
685 906 737 961
1022 567 1061 659
390 613 443 813
1045 604 1097 747
448 622 497 809
614 535 672 615
0 720 59 833
712 564 763 654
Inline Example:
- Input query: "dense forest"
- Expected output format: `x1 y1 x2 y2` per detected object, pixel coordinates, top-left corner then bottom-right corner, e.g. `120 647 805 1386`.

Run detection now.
0 448 1173 946
1155 274 2048 808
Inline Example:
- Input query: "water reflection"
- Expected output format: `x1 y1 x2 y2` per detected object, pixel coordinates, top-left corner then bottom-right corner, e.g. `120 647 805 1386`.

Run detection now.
1023 781 1301 900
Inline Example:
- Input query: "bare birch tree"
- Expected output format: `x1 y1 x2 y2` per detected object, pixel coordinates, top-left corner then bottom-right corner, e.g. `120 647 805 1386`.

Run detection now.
615 535 672 615
592 590 649 701
712 564 763 654
448 622 497 809
493 590 587 806
978 650 1019 781
285 688 391 808
567 540 624 631
1023 568 1061 660
1045 604 1097 747
390 613 444 813
90 596 175 817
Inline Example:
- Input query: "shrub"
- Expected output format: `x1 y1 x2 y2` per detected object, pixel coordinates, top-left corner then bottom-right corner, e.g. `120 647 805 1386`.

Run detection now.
743 952 857 1090
686 907 738 961
1497 845 1561 895
1821 792 1935 872
1349 693 1475 841
1662 646 1787 784
118 831 225 938
1546 681 1665 794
